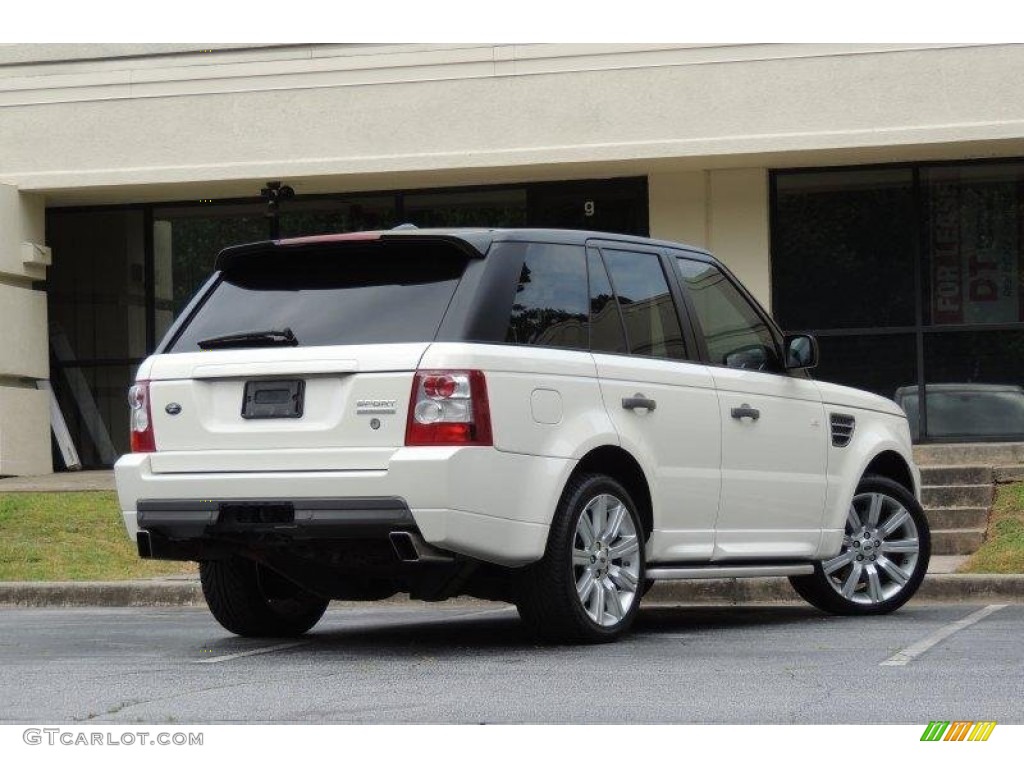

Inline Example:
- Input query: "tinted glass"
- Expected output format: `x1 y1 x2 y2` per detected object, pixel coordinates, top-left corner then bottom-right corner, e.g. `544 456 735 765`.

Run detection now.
47 209 149 362
602 249 686 360
527 177 648 235
405 189 527 228
49 364 133 468
45 209 147 468
278 197 398 238
676 259 781 371
153 206 269 339
919 329 1024 438
814 333 918 400
169 244 468 352
773 170 915 330
505 245 588 349
588 250 627 354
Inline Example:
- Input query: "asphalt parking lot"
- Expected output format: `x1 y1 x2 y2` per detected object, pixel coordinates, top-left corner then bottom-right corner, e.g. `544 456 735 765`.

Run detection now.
0 601 1020 724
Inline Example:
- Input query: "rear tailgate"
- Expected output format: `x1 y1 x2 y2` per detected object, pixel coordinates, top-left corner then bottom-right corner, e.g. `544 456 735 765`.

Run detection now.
139 235 474 473
144 344 426 472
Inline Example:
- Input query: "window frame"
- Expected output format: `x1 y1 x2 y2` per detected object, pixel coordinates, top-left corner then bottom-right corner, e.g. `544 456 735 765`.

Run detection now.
585 246 630 355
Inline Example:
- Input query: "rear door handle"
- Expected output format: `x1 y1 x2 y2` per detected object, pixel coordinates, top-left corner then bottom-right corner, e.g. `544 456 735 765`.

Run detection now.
622 395 657 412
731 404 760 421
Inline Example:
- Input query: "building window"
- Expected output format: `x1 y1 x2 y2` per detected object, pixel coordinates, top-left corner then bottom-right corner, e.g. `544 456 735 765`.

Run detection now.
772 160 1024 442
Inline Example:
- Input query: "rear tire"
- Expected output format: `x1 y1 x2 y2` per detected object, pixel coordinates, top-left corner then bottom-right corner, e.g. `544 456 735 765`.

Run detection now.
516 473 645 643
790 475 930 616
200 556 329 637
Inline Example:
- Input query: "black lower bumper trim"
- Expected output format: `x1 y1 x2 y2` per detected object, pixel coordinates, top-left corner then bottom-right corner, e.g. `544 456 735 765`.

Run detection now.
136 496 414 540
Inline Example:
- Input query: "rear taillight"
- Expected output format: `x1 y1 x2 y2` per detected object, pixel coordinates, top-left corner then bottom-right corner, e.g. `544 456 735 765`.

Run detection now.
128 381 156 453
405 370 492 446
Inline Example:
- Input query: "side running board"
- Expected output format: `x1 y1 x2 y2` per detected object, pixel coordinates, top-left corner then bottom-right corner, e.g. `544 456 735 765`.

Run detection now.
646 564 815 581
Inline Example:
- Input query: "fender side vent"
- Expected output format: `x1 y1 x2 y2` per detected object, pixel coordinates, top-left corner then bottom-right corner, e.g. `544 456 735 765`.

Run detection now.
830 413 855 447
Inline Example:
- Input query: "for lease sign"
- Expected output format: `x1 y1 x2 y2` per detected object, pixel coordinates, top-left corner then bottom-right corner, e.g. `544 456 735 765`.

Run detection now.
930 178 1021 325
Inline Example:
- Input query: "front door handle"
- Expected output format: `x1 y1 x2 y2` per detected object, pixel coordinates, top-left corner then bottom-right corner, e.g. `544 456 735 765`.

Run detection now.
622 394 657 412
731 404 760 421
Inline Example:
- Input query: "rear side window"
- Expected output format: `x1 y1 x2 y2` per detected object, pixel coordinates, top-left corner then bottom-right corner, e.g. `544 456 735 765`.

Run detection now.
601 249 687 360
505 244 588 350
168 243 468 352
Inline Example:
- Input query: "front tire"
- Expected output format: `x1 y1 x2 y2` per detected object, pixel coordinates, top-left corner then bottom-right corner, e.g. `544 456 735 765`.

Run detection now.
790 475 931 615
200 556 329 637
516 473 645 643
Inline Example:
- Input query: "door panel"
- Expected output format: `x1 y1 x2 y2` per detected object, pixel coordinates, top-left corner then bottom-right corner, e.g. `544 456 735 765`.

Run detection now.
595 354 721 561
590 245 721 562
712 367 827 559
673 256 828 560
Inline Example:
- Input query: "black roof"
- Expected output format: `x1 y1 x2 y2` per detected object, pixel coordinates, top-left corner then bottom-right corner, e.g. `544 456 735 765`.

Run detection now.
215 227 714 271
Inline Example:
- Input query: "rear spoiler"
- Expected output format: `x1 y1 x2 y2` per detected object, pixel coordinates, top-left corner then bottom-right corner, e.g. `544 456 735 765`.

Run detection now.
215 230 494 271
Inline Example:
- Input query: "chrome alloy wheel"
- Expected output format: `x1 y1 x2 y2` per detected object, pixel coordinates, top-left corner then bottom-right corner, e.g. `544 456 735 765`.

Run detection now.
572 494 641 627
823 491 921 605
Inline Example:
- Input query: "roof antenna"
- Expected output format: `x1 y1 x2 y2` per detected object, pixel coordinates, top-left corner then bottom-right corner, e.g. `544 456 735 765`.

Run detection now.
391 223 418 230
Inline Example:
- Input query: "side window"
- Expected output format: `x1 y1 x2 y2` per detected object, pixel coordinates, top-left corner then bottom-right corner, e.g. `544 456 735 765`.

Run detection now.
505 244 589 350
601 249 687 360
676 258 782 372
587 249 627 354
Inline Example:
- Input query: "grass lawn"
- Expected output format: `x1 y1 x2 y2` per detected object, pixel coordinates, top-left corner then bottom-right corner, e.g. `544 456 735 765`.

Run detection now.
960 482 1024 574
0 491 192 581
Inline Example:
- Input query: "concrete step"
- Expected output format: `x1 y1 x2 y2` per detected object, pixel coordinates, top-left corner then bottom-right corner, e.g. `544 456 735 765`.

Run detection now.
926 506 990 530
932 528 987 555
994 465 1024 484
914 442 1024 467
921 484 994 508
919 465 993 486
928 555 969 574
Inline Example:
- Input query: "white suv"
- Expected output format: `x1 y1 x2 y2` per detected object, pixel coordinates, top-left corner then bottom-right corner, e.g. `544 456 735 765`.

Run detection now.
115 228 930 643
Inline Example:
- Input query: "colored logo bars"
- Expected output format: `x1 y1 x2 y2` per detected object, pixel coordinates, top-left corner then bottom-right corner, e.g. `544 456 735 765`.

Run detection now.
921 721 997 742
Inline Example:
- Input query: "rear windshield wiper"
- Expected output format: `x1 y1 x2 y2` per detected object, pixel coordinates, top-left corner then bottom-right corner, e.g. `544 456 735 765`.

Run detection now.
197 327 299 350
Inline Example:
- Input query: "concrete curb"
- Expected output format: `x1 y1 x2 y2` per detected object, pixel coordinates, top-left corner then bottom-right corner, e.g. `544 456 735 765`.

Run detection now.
0 580 203 608
1 573 1022 608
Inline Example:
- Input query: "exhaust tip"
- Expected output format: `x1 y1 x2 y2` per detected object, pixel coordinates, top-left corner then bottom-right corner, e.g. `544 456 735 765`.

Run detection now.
389 532 419 562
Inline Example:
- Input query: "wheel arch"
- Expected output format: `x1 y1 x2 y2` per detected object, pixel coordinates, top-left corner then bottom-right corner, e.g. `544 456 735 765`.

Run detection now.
863 450 917 498
568 445 653 539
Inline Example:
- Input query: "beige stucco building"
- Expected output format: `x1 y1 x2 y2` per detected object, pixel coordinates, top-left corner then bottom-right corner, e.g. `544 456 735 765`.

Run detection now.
2 43 1024 474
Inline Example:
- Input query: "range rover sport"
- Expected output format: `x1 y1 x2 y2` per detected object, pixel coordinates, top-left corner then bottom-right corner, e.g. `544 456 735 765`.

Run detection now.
115 228 930 643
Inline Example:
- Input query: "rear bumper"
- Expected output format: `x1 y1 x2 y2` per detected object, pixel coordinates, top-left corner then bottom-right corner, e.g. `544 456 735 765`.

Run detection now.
115 447 570 566
136 497 415 538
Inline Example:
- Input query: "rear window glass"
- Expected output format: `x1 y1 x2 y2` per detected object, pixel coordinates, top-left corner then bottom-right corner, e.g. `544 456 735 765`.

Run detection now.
504 244 588 350
168 244 468 352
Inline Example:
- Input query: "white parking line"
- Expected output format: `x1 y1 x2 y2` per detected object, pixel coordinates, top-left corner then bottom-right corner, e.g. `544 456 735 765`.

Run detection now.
195 641 307 664
193 606 514 663
880 604 1008 667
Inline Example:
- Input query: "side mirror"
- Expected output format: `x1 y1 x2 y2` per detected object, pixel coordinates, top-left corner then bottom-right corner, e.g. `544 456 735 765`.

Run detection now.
784 334 818 370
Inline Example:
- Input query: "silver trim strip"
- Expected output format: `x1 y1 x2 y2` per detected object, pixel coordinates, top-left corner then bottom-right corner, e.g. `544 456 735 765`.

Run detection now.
646 564 815 581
